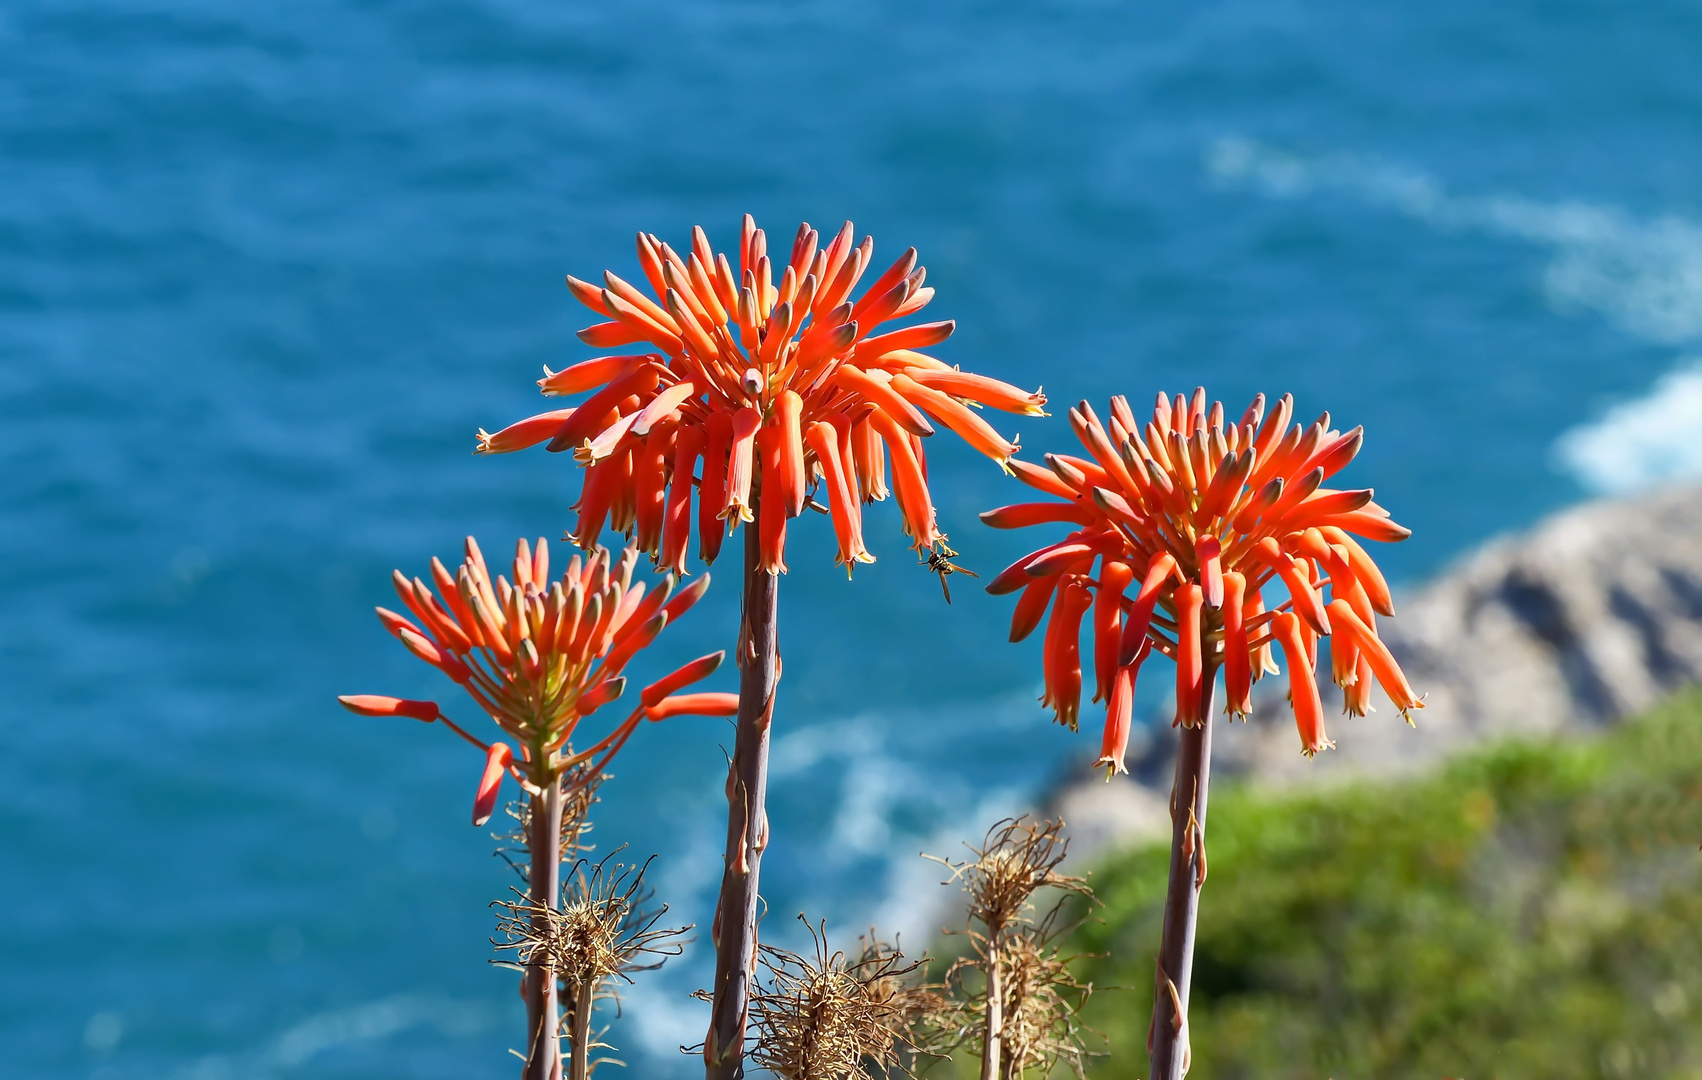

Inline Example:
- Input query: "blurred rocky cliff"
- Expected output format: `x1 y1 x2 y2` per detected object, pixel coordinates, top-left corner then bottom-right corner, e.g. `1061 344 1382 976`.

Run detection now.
1049 483 1702 863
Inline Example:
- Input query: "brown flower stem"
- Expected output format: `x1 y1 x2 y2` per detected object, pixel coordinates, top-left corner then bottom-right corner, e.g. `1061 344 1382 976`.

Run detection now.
705 509 779 1080
1148 665 1218 1080
980 929 1003 1080
568 980 594 1080
525 777 564 1080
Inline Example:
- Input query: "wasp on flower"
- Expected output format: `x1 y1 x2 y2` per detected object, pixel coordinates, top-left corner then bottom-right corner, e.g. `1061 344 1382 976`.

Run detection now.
474 216 1046 577
473 216 1046 1080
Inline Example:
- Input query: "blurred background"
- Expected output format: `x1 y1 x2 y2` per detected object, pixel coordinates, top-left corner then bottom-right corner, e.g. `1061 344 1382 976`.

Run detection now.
4 1 1702 1076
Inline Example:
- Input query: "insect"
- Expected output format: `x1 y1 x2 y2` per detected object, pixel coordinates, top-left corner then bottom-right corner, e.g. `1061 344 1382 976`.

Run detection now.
922 541 979 604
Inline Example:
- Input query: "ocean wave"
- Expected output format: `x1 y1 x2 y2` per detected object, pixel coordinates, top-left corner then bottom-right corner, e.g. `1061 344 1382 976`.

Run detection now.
1552 359 1702 493
1207 136 1702 346
1209 136 1702 493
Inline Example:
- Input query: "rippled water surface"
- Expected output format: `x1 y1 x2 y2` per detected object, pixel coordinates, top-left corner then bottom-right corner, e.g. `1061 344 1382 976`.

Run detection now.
6 1 1702 1075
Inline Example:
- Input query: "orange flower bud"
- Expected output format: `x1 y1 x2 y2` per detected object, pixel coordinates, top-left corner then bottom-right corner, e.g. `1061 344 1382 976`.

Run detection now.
475 408 577 455
1271 612 1331 756
1221 571 1253 717
907 367 1045 415
1009 572 1063 643
698 410 733 564
980 503 1097 529
1173 584 1205 728
646 692 740 720
575 676 627 716
1093 560 1135 703
1119 553 1177 665
1196 535 1224 609
642 652 726 707
757 429 789 575
1040 581 1094 730
1095 644 1149 776
338 695 438 722
472 742 513 827
831 364 934 438
721 406 761 525
535 355 648 398
805 420 871 573
1324 599 1424 718
375 606 422 641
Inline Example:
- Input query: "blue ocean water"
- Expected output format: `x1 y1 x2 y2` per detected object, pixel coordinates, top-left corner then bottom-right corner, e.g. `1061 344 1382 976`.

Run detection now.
5 1 1702 1075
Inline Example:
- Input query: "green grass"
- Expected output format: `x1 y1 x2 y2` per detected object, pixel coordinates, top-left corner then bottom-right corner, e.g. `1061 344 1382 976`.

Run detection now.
1066 691 1702 1080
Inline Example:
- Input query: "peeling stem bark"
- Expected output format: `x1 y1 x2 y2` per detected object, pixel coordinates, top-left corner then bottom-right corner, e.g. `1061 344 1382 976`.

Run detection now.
568 980 594 1080
704 512 779 1080
1148 666 1218 1080
525 778 564 1080
980 929 1004 1080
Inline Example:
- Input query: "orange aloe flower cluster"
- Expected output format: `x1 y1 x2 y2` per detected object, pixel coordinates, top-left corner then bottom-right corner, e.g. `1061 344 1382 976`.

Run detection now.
339 537 735 823
475 216 1045 574
984 389 1422 770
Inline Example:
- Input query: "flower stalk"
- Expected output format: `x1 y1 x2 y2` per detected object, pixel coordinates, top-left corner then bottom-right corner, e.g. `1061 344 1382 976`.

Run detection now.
524 780 565 1080
926 818 1096 1080
984 389 1421 1078
342 537 730 1078
481 217 1039 1079
706 508 781 1080
1148 666 1216 1079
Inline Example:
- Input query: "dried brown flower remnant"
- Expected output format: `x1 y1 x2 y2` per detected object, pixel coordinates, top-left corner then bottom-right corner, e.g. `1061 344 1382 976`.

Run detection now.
930 817 1089 938
749 917 932 1080
926 818 1097 1080
988 929 1096 1080
494 853 690 1080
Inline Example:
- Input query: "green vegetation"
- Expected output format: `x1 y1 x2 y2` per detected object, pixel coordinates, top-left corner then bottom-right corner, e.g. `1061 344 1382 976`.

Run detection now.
1068 692 1702 1080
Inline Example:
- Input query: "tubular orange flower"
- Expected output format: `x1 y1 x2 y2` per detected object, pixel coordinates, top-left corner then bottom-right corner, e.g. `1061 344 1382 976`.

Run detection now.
341 538 730 1080
985 388 1421 767
477 219 1045 1080
340 537 725 805
988 389 1422 1080
478 217 1044 577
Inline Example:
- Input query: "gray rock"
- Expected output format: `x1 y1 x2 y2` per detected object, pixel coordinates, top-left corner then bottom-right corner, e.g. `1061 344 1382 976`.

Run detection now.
1051 483 1702 865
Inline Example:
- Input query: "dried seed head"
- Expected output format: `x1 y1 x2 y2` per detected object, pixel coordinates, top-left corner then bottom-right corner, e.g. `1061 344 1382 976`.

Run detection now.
749 917 934 1080
492 852 690 993
927 816 1088 936
992 929 1098 1079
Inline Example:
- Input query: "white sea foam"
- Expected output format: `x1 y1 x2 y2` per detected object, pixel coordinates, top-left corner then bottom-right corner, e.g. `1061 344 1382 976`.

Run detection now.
1208 136 1702 492
1552 359 1702 492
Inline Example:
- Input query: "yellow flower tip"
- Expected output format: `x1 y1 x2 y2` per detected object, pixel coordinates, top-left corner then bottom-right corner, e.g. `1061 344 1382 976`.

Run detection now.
1300 736 1337 759
1096 755 1127 780
473 430 496 455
